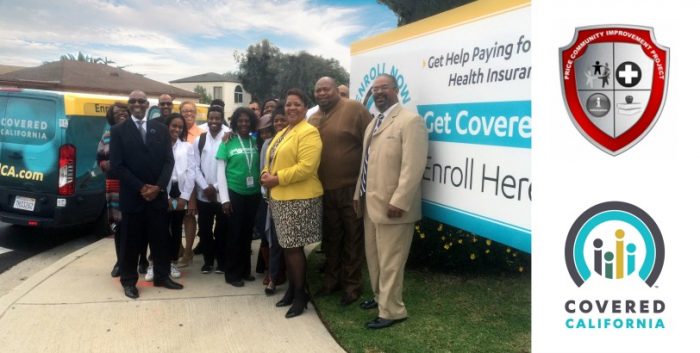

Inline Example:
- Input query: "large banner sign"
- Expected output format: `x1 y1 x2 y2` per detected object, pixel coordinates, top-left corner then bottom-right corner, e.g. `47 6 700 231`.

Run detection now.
350 0 531 252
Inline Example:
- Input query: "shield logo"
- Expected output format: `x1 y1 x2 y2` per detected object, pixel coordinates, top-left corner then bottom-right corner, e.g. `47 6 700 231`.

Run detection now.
560 25 669 155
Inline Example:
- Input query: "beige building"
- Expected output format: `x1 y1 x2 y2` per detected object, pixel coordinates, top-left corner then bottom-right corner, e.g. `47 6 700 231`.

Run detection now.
170 73 251 118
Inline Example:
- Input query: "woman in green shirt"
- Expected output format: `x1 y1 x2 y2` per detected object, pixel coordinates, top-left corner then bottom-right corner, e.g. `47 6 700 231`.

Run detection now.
216 107 261 287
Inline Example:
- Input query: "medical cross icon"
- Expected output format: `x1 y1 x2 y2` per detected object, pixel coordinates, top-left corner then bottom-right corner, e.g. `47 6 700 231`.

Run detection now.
616 61 642 87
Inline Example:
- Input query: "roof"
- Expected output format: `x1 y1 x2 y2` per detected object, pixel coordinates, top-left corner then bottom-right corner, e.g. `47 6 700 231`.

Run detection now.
170 72 240 84
0 61 199 99
0 64 25 75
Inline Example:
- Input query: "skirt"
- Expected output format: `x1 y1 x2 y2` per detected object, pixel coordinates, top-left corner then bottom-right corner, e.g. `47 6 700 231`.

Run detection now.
269 197 322 249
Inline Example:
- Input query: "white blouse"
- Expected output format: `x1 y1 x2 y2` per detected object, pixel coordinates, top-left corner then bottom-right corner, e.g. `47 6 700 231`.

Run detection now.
168 139 195 200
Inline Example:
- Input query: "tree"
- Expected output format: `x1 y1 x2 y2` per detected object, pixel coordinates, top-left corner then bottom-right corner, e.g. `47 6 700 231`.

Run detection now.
378 0 475 25
59 51 127 68
234 40 282 102
273 51 349 104
193 85 212 104
234 40 349 104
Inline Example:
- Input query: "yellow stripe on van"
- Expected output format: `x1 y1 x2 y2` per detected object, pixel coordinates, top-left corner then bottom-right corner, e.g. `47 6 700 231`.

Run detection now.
64 94 127 116
350 0 530 55
64 93 208 122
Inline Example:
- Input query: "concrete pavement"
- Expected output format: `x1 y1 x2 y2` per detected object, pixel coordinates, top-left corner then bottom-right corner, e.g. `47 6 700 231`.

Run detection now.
0 238 345 353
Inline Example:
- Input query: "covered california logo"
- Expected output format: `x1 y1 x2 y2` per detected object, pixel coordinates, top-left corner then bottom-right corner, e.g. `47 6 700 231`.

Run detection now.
565 201 664 287
560 25 669 155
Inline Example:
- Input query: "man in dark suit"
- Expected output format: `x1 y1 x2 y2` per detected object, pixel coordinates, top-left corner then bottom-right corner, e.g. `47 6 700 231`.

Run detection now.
110 90 183 299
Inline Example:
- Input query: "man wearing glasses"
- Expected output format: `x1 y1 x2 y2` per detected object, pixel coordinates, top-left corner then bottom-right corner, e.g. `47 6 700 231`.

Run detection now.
353 74 428 329
153 94 174 125
110 90 184 299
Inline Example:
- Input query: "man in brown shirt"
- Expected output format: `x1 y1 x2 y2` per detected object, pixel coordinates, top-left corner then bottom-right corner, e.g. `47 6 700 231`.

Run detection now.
310 77 371 305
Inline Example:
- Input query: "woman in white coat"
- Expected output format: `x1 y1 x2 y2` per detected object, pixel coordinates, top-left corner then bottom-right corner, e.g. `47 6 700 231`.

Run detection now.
163 113 195 279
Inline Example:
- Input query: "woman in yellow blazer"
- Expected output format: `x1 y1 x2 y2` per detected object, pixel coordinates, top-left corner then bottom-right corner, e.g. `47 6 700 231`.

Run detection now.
261 88 323 319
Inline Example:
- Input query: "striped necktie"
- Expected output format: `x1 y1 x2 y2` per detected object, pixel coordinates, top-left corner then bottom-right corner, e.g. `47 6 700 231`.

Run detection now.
359 113 385 197
136 120 146 143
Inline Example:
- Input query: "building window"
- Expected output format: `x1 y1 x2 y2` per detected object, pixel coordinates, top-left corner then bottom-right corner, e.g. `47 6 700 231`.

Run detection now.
234 85 243 103
213 86 223 100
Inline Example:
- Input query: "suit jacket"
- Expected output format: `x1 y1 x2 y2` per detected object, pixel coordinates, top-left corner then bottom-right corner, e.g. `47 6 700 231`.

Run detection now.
109 117 174 213
354 105 428 224
262 119 323 201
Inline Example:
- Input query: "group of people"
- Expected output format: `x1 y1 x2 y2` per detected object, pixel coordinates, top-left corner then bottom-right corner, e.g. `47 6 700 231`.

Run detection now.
97 73 428 328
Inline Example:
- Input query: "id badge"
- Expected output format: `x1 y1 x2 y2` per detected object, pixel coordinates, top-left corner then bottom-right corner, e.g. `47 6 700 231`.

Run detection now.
246 176 254 188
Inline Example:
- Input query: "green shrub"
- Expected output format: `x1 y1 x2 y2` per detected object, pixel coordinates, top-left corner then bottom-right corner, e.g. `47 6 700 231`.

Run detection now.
408 218 531 275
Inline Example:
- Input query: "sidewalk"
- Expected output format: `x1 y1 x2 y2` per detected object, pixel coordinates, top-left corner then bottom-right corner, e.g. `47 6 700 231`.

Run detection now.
0 238 345 353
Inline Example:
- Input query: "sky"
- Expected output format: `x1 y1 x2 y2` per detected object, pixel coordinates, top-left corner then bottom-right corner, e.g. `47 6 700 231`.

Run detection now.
0 0 397 83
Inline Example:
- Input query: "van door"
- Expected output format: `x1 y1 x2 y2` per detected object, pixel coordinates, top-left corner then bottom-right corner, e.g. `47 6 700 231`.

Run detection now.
0 91 61 219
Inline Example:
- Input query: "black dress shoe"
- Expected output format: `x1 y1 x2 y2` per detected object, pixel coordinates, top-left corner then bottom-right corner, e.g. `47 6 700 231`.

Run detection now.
124 286 139 299
276 287 294 307
244 275 255 281
359 298 378 310
340 294 359 306
111 263 120 278
366 317 407 329
154 278 184 289
227 280 244 287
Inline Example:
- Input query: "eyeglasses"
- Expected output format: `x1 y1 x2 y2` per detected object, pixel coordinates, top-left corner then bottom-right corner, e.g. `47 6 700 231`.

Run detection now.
159 102 173 106
128 98 147 104
371 85 395 93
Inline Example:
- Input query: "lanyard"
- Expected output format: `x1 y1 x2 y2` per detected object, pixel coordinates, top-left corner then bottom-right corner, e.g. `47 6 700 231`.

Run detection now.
236 134 254 176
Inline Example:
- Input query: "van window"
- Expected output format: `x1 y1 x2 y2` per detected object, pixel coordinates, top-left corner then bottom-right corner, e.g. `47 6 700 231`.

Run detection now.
0 97 56 145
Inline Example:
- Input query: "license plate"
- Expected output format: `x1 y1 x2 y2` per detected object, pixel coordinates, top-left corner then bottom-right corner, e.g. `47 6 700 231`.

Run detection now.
13 196 36 211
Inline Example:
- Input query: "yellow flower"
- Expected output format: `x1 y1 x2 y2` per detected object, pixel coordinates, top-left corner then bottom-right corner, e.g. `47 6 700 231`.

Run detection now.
415 225 420 231
443 244 450 250
469 253 476 260
458 239 463 244
512 252 518 257
518 266 524 272
485 239 492 246
441 236 446 241
437 224 444 232
485 249 490 254
506 248 512 253
472 237 478 243
419 233 426 239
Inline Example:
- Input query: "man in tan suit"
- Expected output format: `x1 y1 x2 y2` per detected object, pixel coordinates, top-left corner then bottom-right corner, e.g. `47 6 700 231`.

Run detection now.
353 74 428 329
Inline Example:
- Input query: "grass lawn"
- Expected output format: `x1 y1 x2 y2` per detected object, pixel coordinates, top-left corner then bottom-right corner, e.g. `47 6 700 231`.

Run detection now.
307 248 531 353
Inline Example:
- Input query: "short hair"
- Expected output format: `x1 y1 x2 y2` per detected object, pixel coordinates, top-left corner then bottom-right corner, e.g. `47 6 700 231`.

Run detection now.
106 102 129 126
180 101 196 111
272 104 285 119
207 105 224 118
249 99 260 105
210 99 225 108
165 113 187 141
377 73 399 89
262 98 279 108
285 88 309 108
230 107 258 132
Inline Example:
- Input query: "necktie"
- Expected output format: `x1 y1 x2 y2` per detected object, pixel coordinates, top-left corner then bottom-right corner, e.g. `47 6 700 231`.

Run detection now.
359 113 385 197
136 120 146 143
